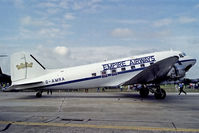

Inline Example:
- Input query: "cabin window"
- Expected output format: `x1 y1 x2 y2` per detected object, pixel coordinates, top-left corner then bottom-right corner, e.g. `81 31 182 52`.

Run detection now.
121 67 126 71
112 69 116 73
101 71 107 78
101 71 106 75
111 69 117 76
131 66 135 69
92 73 96 77
140 64 145 68
150 62 154 65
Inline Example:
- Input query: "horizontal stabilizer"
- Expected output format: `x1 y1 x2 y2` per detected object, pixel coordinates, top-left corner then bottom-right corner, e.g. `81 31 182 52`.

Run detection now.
123 56 179 85
6 81 43 91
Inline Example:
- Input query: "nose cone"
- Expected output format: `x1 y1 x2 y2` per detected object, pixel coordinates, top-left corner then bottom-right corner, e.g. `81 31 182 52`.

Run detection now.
184 57 196 72
188 55 197 65
192 58 196 66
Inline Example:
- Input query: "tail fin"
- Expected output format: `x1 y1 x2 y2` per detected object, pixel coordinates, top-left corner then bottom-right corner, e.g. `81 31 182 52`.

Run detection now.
11 52 46 83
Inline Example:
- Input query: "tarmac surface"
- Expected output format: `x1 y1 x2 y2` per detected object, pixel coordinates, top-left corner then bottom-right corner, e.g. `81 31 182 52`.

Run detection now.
0 91 199 133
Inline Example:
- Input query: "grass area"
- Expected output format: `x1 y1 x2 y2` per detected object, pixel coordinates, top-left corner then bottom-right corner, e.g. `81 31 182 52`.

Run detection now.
161 84 199 93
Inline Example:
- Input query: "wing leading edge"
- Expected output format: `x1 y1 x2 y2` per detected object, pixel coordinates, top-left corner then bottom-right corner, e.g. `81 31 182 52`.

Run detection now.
123 56 179 85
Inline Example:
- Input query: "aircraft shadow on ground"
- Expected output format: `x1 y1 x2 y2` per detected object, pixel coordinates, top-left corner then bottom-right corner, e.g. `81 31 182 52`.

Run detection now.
16 93 172 102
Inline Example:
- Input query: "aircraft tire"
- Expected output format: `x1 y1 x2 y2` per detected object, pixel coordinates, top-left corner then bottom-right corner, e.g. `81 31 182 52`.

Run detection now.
139 88 149 98
154 89 166 99
36 92 42 98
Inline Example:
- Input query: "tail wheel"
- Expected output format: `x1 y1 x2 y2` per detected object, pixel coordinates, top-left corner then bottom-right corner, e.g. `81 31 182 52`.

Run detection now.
139 88 149 98
154 89 166 99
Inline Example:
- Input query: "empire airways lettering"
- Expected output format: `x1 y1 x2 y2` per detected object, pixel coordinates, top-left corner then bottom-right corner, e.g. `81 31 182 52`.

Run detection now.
102 55 156 70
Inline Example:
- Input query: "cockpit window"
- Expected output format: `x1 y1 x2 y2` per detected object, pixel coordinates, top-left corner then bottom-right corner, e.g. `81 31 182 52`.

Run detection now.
179 52 186 58
179 54 184 58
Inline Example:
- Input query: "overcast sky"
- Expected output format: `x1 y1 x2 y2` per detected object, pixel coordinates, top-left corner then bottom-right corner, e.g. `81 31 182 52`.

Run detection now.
0 0 199 78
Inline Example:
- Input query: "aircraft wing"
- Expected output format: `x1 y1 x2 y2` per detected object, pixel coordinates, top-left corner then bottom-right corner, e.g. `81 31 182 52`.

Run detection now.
123 56 179 85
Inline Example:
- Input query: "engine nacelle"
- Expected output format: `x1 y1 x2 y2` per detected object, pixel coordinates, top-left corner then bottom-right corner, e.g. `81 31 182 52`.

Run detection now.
167 65 186 80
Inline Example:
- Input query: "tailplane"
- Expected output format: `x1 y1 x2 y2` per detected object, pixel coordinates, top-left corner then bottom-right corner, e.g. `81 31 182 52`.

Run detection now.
11 52 46 83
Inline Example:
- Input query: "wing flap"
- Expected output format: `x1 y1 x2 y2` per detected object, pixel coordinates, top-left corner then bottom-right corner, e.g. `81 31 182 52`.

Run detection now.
123 56 179 85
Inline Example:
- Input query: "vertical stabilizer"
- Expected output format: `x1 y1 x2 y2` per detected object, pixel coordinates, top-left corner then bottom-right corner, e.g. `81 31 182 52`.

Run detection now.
11 52 46 83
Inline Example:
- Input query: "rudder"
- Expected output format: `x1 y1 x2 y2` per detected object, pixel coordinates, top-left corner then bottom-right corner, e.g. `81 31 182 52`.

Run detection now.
11 52 46 83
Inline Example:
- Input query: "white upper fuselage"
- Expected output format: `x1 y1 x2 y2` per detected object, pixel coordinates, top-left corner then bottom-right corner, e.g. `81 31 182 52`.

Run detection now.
12 50 196 90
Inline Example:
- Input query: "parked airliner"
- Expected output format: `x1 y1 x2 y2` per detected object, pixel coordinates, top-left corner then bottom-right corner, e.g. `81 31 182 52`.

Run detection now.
7 50 196 99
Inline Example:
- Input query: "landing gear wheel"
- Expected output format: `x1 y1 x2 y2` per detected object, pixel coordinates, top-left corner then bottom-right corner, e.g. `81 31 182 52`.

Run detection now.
36 91 42 98
139 88 149 98
154 89 166 99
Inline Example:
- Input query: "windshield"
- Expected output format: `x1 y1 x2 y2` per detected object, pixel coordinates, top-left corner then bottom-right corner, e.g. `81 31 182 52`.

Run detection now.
179 52 186 58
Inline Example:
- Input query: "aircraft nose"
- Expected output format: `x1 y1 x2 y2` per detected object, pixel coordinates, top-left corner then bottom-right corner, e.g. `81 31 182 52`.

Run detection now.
184 58 196 72
191 58 197 66
187 55 197 65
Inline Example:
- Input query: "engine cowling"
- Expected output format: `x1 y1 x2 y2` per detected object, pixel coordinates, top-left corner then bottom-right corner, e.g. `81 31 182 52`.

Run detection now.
167 65 186 80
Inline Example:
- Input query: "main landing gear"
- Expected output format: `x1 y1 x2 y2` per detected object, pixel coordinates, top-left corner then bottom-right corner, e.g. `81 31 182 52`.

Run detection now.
154 87 166 99
139 85 166 99
36 91 42 98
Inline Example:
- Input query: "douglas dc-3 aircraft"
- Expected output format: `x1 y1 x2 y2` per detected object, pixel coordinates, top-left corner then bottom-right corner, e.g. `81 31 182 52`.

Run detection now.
7 50 196 99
